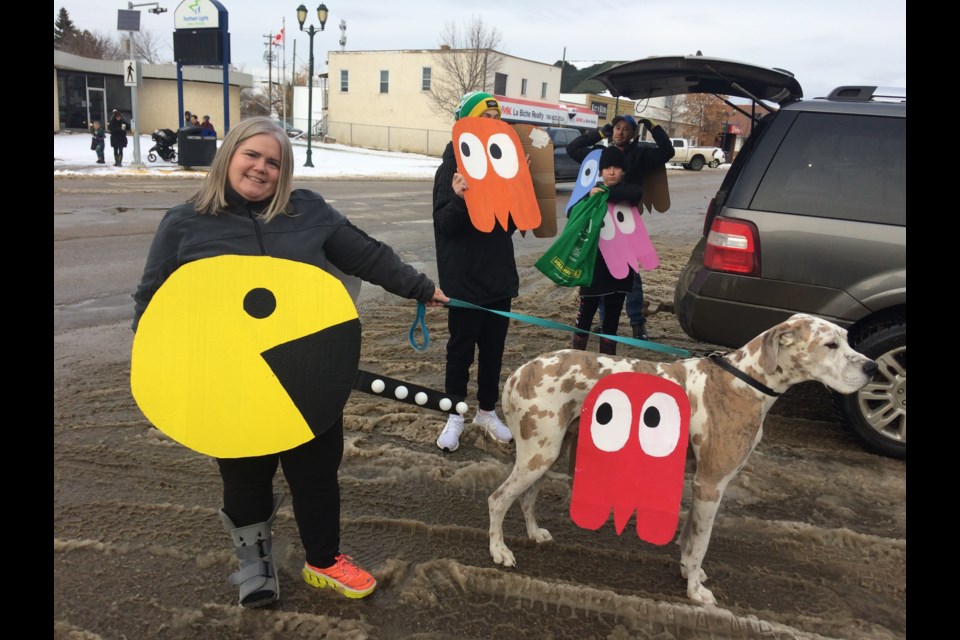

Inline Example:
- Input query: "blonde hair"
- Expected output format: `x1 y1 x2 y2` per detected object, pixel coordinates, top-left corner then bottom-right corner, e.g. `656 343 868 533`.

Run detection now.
189 117 294 222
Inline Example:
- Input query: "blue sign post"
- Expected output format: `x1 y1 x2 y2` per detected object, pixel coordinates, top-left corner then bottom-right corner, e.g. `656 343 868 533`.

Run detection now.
173 0 231 135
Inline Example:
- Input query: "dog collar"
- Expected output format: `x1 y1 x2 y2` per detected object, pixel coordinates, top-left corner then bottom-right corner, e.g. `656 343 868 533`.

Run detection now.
708 354 781 397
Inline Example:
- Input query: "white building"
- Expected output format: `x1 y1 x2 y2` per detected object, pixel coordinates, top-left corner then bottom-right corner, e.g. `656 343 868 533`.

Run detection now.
324 49 575 156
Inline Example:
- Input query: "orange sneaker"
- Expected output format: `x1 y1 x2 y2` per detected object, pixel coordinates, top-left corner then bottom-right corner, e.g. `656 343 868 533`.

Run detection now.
302 554 377 599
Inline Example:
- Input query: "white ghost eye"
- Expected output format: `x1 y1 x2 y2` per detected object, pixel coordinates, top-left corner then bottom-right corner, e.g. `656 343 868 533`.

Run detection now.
599 210 616 241
457 132 487 180
638 392 682 457
487 132 519 179
612 204 637 234
589 388 632 452
578 158 600 189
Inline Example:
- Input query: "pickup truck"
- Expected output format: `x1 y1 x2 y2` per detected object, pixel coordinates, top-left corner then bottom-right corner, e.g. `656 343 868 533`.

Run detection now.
669 138 725 171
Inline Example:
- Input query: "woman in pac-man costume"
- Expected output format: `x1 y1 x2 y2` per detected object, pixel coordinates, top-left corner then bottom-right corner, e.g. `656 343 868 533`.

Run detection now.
432 91 522 453
131 117 448 607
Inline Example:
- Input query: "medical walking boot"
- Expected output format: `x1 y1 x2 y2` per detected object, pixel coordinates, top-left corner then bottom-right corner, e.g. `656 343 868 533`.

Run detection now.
219 492 284 608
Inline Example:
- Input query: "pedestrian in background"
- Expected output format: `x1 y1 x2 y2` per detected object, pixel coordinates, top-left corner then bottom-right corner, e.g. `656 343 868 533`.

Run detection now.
201 115 216 136
90 120 105 164
107 109 129 167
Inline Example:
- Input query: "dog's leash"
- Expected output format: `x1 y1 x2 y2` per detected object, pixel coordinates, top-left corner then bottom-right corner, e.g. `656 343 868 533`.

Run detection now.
410 298 690 358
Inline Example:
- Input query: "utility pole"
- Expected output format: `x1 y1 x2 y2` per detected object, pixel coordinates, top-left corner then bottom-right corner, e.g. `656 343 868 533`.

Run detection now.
263 34 275 118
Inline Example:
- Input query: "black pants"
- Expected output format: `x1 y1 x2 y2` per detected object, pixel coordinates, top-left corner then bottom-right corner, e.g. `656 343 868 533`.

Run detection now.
217 417 344 568
445 299 511 413
576 293 626 335
113 146 124 163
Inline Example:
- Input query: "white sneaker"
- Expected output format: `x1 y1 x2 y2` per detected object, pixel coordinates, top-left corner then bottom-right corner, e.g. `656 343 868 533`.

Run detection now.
436 414 465 452
473 410 513 444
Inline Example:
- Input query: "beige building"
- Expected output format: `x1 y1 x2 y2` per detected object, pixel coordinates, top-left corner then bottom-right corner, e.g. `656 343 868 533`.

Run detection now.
325 49 563 156
54 50 253 138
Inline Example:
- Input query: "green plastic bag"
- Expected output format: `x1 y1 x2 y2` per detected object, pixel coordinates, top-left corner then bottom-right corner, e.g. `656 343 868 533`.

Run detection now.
535 187 609 287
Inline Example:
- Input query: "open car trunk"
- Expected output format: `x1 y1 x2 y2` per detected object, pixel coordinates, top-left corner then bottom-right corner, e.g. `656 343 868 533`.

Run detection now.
589 55 803 106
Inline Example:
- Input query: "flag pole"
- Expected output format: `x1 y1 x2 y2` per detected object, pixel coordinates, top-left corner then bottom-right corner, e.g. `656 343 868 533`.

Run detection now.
281 18 287 125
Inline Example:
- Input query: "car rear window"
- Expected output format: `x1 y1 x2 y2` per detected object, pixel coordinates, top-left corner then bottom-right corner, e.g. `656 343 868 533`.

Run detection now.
749 112 905 225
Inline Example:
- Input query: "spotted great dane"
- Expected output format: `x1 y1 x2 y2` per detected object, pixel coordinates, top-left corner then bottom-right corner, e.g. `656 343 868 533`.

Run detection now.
488 313 877 605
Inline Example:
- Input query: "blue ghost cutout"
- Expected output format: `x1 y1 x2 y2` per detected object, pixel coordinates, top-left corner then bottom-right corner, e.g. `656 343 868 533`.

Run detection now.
566 148 602 216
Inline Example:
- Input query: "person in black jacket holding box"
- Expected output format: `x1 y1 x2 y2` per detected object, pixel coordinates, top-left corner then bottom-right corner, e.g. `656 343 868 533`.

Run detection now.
567 114 674 339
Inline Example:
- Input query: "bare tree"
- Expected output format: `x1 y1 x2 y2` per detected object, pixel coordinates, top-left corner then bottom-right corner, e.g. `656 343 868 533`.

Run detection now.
425 16 504 120
241 88 271 117
673 93 730 144
129 31 168 63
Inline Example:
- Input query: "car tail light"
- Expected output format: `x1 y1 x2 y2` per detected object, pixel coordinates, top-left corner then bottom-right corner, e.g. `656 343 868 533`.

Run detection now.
703 217 760 275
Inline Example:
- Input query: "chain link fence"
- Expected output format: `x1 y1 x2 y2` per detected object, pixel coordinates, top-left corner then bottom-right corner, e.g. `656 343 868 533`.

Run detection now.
324 121 450 157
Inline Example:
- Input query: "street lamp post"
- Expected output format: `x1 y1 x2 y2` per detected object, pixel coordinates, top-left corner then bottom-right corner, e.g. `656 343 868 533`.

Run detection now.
297 3 328 168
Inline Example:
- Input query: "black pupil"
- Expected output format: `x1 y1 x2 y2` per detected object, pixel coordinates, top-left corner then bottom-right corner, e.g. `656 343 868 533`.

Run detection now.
596 403 613 425
489 144 502 160
460 141 471 156
643 406 661 428
617 211 626 222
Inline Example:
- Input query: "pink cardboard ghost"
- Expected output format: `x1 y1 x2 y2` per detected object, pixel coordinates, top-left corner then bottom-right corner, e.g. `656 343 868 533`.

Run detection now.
598 202 659 278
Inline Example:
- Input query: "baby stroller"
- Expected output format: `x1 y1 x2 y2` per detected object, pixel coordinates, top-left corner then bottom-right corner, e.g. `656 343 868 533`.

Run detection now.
147 129 178 162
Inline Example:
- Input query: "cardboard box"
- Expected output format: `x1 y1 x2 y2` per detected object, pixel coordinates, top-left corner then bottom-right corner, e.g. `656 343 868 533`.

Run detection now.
513 124 557 238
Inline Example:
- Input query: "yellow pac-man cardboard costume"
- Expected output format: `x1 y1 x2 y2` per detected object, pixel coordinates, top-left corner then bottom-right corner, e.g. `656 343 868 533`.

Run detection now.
130 255 361 458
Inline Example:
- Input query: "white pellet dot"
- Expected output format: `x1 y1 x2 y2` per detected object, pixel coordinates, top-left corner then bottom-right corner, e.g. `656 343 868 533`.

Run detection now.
370 379 385 393
438 398 452 412
415 392 428 405
395 386 409 400
456 402 468 415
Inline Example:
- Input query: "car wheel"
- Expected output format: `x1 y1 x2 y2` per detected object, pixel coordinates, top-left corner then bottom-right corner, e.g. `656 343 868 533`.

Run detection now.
708 159 720 168
147 152 157 162
689 156 705 171
833 316 906 459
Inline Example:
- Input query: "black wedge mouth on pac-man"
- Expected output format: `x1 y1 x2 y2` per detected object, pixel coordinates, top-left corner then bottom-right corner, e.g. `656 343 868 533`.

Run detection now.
260 318 361 437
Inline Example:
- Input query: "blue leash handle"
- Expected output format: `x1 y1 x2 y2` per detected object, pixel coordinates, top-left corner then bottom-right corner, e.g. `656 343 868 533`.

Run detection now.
408 302 430 352
443 298 691 358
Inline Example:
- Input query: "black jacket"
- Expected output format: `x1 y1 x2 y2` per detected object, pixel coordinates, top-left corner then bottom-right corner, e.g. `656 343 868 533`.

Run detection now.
567 124 675 187
432 141 519 305
133 188 436 330
575 183 645 297
108 116 129 148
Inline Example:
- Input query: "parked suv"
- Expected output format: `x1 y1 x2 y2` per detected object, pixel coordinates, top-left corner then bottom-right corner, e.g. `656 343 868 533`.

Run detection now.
546 127 585 182
592 57 906 459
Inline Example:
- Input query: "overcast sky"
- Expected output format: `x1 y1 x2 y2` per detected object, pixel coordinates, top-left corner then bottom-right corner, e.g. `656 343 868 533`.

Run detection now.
59 0 906 101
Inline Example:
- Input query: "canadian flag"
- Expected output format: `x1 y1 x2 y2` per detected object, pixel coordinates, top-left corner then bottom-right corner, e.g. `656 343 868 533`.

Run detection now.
275 28 284 44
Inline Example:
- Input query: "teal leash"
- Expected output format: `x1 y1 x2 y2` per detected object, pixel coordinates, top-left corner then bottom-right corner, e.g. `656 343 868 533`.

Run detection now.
409 302 430 352
425 298 691 358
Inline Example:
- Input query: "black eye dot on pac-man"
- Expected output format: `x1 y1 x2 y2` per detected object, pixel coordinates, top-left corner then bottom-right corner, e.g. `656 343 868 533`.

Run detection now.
489 143 502 160
460 141 471 157
244 287 277 319
643 406 662 428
